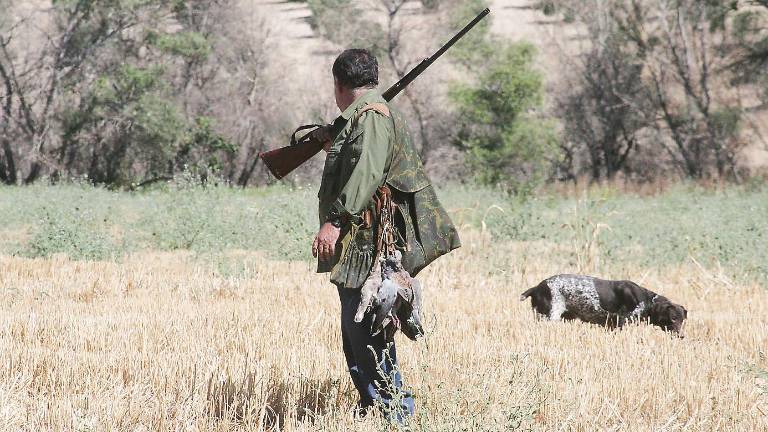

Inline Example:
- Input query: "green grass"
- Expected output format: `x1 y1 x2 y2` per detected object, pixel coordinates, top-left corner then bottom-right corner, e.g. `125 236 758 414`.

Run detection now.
466 183 768 284
0 181 765 286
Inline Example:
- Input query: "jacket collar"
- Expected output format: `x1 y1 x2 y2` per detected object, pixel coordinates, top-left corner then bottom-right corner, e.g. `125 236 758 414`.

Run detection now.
340 89 383 121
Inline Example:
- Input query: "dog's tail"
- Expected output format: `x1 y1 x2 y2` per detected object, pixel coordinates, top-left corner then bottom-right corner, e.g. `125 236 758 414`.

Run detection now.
519 286 537 302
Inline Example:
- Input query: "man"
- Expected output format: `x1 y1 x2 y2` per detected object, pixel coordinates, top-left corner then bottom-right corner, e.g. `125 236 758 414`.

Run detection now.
312 49 460 418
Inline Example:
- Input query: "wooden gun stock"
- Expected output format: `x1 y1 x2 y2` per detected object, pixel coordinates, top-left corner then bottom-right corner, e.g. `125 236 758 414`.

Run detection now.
259 7 490 180
259 137 324 181
259 122 343 180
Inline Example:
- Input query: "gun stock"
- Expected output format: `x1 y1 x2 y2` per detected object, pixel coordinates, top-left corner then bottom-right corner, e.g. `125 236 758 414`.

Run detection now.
259 7 491 180
259 138 324 180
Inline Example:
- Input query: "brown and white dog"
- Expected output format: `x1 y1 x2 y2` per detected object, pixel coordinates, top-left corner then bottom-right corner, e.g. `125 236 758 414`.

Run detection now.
520 274 687 335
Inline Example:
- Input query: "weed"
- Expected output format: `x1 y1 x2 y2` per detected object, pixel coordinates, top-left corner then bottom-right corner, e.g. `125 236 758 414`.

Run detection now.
23 206 119 261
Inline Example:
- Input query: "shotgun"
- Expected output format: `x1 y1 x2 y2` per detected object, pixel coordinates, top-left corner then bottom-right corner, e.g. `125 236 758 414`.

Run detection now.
259 7 491 180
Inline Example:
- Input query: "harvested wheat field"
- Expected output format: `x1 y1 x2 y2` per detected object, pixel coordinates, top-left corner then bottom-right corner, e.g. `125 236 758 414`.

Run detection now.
0 184 766 431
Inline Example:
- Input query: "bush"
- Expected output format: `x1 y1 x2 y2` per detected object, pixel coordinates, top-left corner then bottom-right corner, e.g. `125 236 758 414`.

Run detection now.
3 182 766 285
305 0 383 52
450 41 560 194
23 205 120 261
134 177 317 261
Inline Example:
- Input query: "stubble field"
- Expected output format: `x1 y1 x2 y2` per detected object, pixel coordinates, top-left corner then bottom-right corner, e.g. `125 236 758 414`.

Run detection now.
0 182 766 431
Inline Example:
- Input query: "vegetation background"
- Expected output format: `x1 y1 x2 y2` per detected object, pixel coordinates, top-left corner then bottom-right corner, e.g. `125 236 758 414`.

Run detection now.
1 0 767 189
0 0 767 430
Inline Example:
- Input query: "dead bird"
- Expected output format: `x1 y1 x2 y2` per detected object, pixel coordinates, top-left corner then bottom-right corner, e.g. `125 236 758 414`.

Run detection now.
355 250 424 340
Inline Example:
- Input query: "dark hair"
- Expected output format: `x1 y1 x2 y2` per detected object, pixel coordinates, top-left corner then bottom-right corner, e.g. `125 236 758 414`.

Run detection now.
332 49 379 89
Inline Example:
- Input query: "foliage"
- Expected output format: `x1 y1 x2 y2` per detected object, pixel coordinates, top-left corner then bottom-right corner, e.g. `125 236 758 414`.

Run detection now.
147 30 211 61
306 0 384 54
450 36 559 194
23 208 117 261
2 182 766 287
550 0 748 181
557 12 648 181
730 1 768 101
0 0 270 187
54 5 237 186
19 186 122 260
132 177 317 260
449 0 494 67
306 0 448 164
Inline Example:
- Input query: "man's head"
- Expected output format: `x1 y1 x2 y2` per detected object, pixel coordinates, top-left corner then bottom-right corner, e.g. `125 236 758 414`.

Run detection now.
332 49 378 111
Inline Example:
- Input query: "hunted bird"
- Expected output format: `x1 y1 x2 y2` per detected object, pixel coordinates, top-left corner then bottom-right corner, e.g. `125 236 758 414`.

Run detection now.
355 250 424 340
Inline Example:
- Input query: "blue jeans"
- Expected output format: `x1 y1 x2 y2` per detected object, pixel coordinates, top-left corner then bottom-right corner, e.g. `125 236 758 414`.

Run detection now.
337 286 415 418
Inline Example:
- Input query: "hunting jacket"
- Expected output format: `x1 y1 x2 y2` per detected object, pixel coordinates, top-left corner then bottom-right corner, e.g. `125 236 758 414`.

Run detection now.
317 90 461 288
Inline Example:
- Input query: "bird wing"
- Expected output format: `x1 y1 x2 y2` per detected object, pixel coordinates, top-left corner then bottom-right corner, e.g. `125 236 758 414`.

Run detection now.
399 277 424 340
354 266 382 323
370 278 399 337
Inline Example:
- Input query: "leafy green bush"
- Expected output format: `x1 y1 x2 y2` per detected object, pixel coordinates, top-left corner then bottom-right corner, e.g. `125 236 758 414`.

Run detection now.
134 177 317 261
23 209 116 261
18 186 124 261
449 2 560 194
306 0 383 53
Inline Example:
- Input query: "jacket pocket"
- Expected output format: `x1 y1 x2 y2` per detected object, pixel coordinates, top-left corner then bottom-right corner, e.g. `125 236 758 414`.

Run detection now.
330 222 376 289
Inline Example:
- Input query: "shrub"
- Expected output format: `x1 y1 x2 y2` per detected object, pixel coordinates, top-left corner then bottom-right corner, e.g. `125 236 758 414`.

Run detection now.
449 7 560 194
23 207 119 261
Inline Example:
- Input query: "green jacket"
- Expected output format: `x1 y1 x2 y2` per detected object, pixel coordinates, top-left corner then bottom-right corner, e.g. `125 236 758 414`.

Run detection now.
317 90 461 288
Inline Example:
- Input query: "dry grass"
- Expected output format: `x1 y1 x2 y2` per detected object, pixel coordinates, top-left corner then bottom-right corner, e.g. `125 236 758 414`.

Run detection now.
0 228 766 431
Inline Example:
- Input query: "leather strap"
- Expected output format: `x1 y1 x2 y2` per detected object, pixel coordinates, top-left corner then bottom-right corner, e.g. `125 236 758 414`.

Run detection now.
290 124 324 146
358 102 390 118
373 185 400 261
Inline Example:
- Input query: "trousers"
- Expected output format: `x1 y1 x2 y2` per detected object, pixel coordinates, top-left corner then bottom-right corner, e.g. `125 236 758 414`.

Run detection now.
336 286 415 417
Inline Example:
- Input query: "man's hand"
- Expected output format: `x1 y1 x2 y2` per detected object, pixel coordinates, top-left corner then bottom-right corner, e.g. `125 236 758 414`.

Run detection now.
312 222 341 262
311 125 333 153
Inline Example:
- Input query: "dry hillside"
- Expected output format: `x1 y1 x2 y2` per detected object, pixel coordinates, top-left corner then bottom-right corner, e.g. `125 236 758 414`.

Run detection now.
248 0 768 169
5 0 766 178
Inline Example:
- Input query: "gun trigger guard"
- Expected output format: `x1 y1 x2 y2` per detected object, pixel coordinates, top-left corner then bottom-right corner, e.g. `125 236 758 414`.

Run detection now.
290 124 324 146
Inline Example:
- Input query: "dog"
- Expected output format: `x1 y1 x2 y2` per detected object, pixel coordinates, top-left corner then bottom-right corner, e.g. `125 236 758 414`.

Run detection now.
520 274 687 335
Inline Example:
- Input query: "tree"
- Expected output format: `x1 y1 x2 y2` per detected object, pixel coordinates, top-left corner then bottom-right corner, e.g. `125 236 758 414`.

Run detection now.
306 0 450 165
555 1 649 181
1 0 152 184
730 0 768 104
551 0 746 181
450 40 559 193
0 0 273 187
628 0 743 179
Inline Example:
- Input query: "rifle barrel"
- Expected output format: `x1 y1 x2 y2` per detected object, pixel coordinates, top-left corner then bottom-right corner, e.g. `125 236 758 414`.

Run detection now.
260 8 491 180
382 7 490 101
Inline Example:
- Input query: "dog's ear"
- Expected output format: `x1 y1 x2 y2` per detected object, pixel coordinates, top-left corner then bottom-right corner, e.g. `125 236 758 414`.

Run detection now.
682 306 688 320
649 300 666 318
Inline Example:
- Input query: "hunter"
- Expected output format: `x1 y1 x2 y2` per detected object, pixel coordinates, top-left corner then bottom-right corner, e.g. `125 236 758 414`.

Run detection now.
312 48 460 417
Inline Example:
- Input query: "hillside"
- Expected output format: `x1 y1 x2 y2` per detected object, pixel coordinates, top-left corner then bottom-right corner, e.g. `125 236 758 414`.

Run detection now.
248 0 768 170
4 0 767 183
